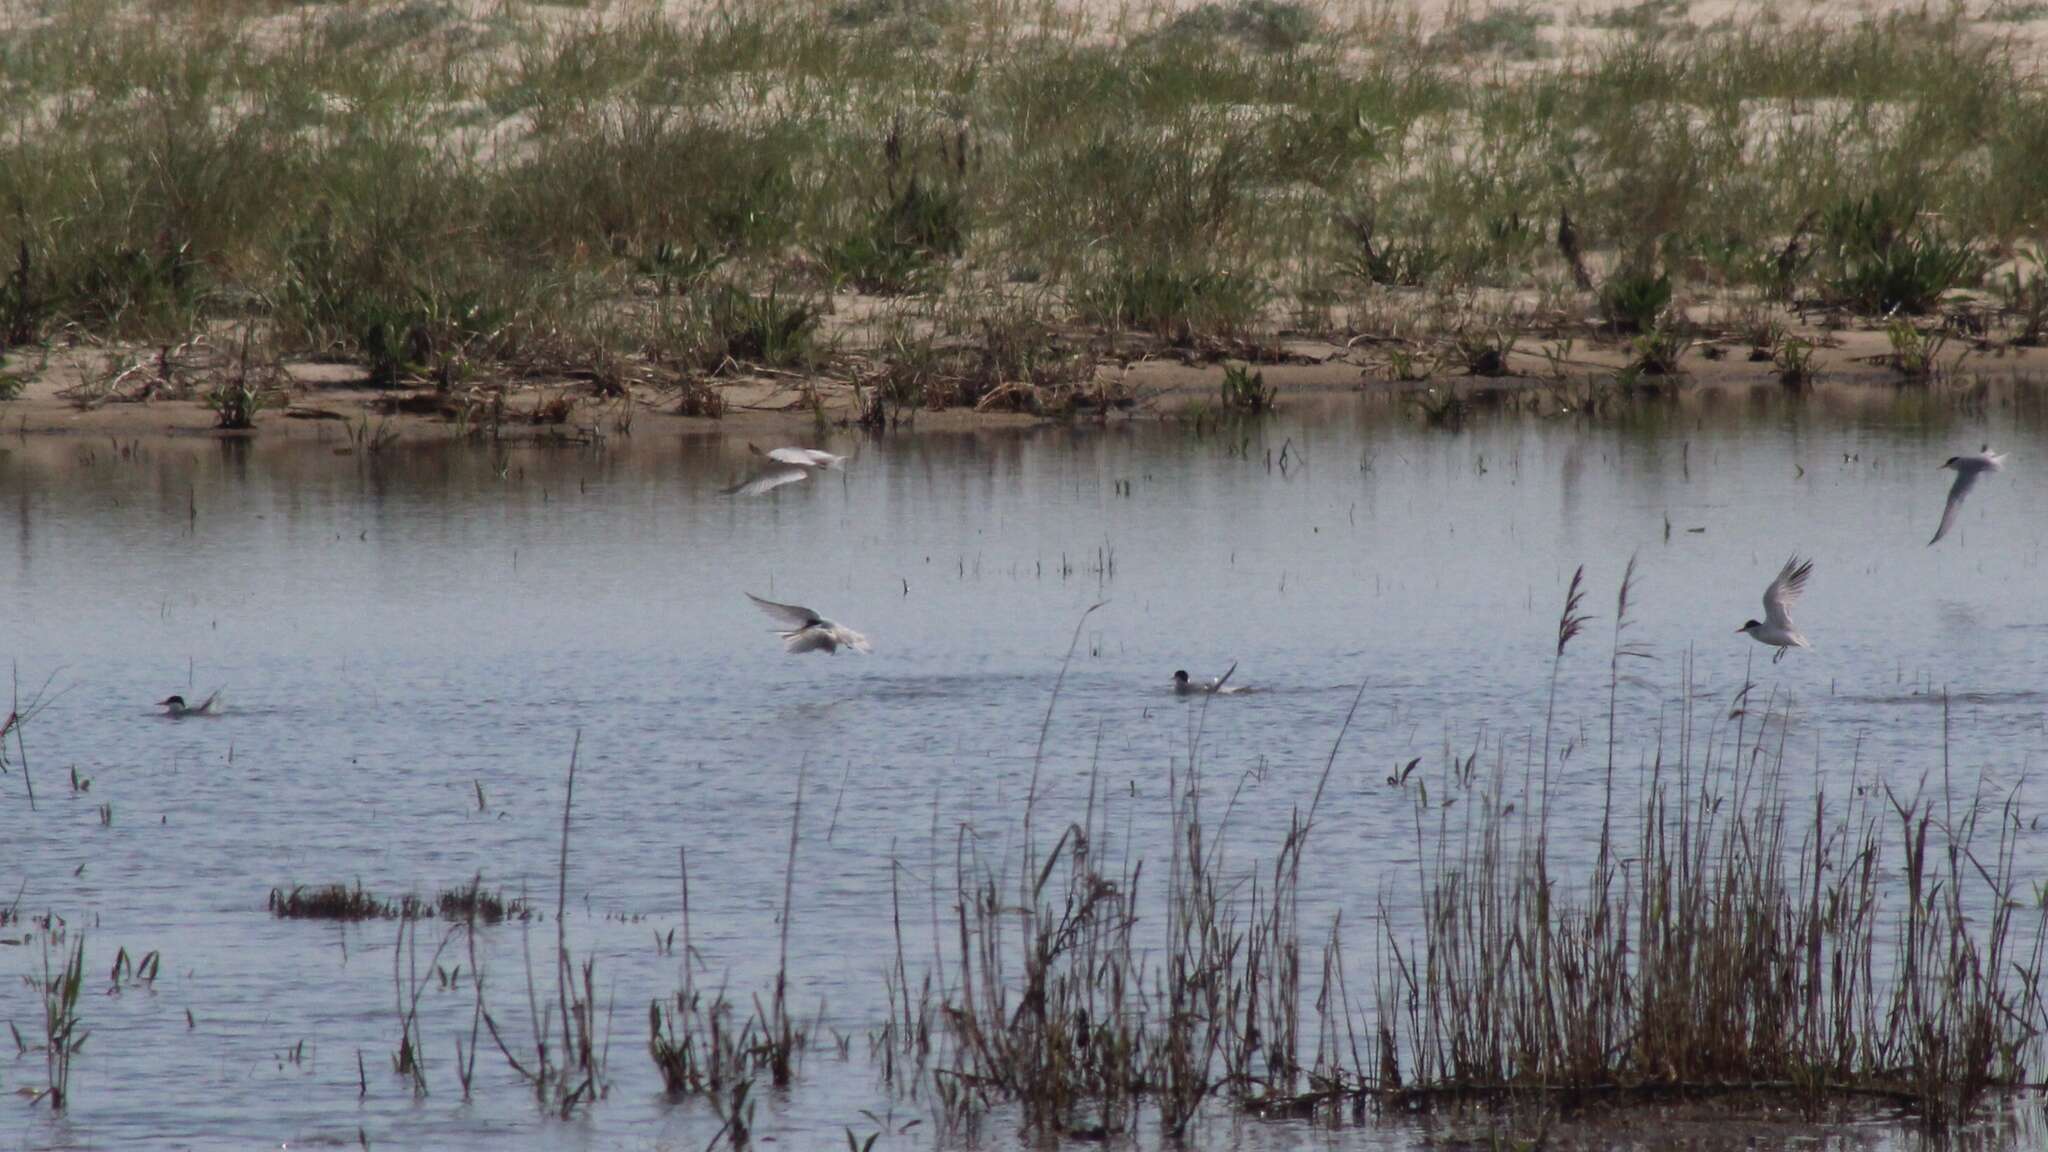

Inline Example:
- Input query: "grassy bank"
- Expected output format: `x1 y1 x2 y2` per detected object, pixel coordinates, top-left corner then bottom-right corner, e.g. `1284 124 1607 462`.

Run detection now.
0 0 2044 422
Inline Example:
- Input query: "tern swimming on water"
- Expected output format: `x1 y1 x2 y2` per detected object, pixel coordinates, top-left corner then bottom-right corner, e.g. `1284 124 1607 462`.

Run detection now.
1172 663 1240 695
1928 447 2005 546
158 690 222 718
747 593 872 654
1737 556 1813 663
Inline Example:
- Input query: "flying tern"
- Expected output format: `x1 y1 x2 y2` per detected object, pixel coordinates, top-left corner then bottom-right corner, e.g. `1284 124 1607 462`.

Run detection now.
1737 556 1813 663
1929 447 2005 546
747 593 872 654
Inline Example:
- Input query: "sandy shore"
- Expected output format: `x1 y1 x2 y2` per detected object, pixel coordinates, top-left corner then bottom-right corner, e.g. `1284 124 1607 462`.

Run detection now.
3 315 2036 445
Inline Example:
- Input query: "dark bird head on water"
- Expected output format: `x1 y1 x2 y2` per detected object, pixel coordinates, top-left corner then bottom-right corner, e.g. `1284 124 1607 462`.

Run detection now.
158 695 186 709
1172 670 1189 685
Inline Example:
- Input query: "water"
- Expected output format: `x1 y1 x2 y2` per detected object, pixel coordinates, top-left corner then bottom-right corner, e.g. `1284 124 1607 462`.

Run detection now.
4 386 2047 1150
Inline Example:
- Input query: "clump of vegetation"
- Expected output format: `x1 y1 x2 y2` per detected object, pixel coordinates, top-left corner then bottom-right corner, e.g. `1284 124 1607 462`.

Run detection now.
436 876 531 924
1376 646 2042 1127
1218 363 1274 413
829 0 957 44
1454 324 1516 376
205 332 282 430
31 932 86 1110
675 377 725 418
700 287 820 369
964 314 1097 408
1884 318 1953 380
1414 384 1471 427
1628 324 1688 374
1982 1 2048 22
206 378 268 430
1599 266 1673 334
269 884 419 921
1588 0 1690 35
1153 0 1321 52
1434 6 1554 60
1073 266 1265 344
1820 194 1981 315
1339 208 1446 287
815 176 969 295
1774 336 1818 385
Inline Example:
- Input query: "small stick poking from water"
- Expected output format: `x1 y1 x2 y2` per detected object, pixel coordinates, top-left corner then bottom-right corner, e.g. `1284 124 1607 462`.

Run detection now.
826 760 853 844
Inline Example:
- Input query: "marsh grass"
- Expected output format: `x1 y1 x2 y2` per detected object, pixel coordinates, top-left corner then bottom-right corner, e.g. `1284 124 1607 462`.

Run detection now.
871 605 1373 1138
1775 337 1819 386
864 580 2043 1139
815 176 969 296
1153 0 1323 53
1216 364 1273 416
0 3 2043 406
270 884 412 921
1074 266 1267 345
438 876 533 925
1627 324 1689 375
1374 675 2044 1126
1819 195 1984 315
1434 6 1554 61
1599 267 1674 335
697 287 822 371
270 880 527 923
1884 319 1956 381
32 930 86 1110
649 775 815 1144
205 331 281 429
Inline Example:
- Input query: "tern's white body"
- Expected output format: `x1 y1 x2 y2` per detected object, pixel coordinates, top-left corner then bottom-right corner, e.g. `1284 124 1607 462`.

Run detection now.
754 445 846 470
747 593 871 655
1738 556 1813 663
1929 448 2005 546
1172 663 1239 695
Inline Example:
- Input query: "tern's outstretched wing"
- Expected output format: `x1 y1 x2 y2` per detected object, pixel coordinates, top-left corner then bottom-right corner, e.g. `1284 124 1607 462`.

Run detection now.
1762 556 1812 631
748 593 822 630
1929 467 1983 546
1210 662 1237 692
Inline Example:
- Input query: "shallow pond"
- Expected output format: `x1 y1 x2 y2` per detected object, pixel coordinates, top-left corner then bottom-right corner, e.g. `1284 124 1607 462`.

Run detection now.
4 386 2047 1150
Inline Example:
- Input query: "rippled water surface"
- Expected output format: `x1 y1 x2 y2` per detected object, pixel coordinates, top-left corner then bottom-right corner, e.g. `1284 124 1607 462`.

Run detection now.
5 389 2048 1150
